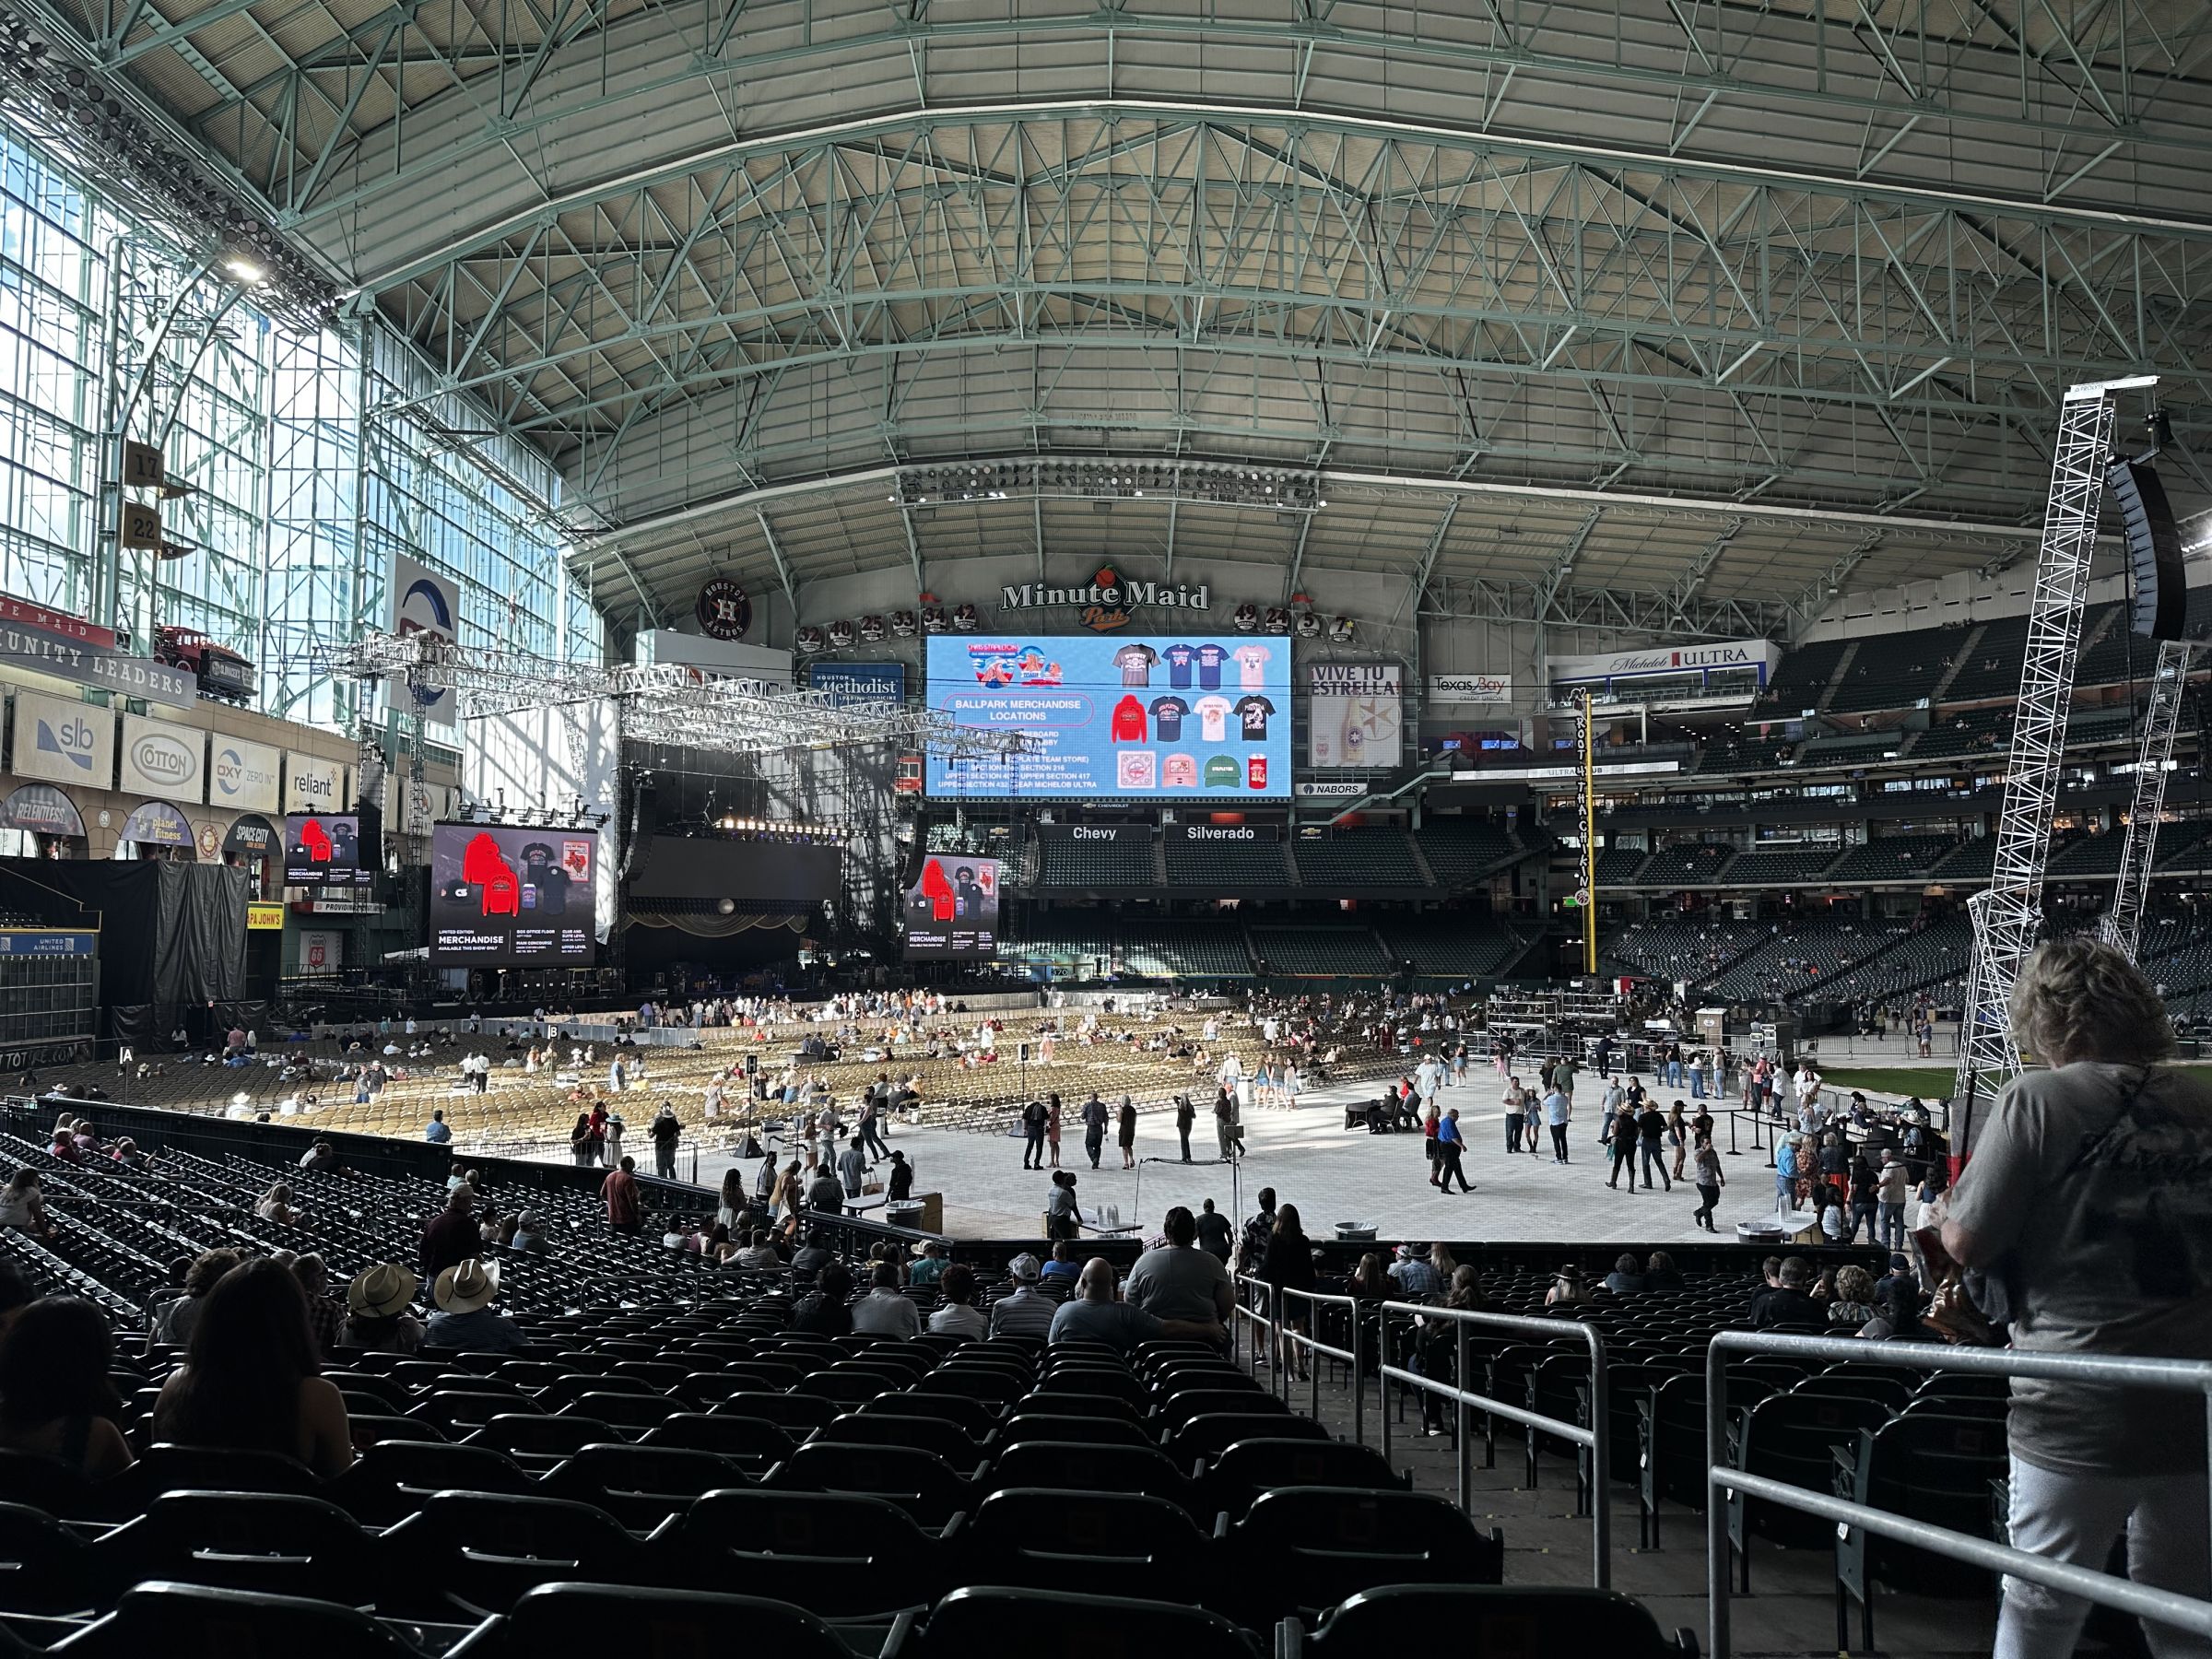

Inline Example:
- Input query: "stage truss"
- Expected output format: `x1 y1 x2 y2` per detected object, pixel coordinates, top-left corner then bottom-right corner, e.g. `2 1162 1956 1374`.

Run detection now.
2100 637 2196 961
318 633 1027 763
1951 374 2158 1138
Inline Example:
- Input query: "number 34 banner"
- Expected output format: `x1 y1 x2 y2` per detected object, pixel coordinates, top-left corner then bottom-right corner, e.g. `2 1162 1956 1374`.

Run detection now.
1308 663 1403 768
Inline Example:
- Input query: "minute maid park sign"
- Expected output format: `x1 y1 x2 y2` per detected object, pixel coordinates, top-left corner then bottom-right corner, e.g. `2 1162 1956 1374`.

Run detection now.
999 564 1211 634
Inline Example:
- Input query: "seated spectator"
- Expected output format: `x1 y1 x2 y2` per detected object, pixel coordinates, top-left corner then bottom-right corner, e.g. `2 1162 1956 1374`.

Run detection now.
908 1240 949 1287
851 1263 923 1336
46 1128 80 1166
424 1260 528 1352
298 1140 342 1172
1641 1252 1686 1294
509 1213 549 1254
1040 1240 1081 1283
1753 1257 1823 1327
1385 1241 1441 1299
1603 1253 1646 1295
290 1253 344 1358
423 1110 452 1144
790 1228 837 1280
151 1257 354 1476
987 1254 1056 1338
1828 1265 1877 1329
111 1138 148 1171
420 1184 483 1284
1048 1257 1223 1353
342 1264 424 1354
0 1171 53 1240
729 1230 781 1270
927 1265 987 1340
1346 1252 1392 1302
1124 1208 1234 1328
254 1181 300 1225
1855 1276 1930 1342
156 1248 241 1346
1545 1265 1588 1307
0 1296 134 1477
791 1263 853 1336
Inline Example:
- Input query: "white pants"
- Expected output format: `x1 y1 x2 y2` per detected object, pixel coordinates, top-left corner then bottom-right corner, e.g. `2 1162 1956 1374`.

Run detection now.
1994 1453 2212 1659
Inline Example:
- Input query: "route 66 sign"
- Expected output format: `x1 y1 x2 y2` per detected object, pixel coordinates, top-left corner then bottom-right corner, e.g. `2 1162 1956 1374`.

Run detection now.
695 578 753 641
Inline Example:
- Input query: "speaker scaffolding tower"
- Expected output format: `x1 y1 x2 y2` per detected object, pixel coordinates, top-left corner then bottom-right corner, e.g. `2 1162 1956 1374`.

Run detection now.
1950 374 2159 1148
2100 638 2196 962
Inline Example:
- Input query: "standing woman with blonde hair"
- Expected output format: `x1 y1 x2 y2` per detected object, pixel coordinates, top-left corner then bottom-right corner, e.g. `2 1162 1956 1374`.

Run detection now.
1940 935 2212 1659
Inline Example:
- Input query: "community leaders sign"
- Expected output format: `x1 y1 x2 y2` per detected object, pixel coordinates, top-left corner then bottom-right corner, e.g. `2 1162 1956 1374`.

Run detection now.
0 594 195 708
1308 662 1403 768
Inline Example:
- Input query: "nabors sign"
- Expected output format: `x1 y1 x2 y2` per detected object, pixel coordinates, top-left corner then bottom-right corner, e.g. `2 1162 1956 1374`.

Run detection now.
999 564 1211 634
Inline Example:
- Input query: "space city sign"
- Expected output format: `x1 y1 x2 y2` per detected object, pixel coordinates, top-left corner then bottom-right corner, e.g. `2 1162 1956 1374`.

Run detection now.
998 563 1212 633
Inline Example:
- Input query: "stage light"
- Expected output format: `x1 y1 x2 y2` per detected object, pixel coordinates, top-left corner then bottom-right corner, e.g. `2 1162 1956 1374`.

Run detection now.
222 254 266 284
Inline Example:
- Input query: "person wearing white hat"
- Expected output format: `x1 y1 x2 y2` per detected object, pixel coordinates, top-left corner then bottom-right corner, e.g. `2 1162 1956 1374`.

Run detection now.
986 1253 1055 1338
423 1260 526 1352
342 1263 423 1353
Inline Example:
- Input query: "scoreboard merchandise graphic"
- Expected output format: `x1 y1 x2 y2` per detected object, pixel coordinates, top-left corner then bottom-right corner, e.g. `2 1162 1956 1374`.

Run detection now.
903 853 1000 958
924 634 1289 798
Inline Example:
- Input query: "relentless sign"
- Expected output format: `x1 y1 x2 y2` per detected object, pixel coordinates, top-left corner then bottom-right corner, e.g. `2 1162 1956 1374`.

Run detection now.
1430 673 1512 705
998 564 1212 634
1309 663 1404 769
119 714 206 804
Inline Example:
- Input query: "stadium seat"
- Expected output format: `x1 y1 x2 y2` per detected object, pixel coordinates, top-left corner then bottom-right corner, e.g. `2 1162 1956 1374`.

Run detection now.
667 1489 950 1615
378 1490 647 1618
1724 1393 1893 1589
765 1442 976 1530
92 1491 370 1606
453 1582 858 1659
1215 1488 1503 1623
954 1488 1209 1603
1196 1437 1408 1514
888 1586 1263 1659
811 1412 982 1470
49 1581 424 1659
1834 1415 2007 1652
0 1500 99 1615
1300 1585 1697 1657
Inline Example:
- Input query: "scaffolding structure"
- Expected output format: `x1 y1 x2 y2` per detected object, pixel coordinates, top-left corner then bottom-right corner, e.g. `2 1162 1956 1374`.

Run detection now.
318 631 1022 763
2100 638 2197 961
1951 374 2158 1139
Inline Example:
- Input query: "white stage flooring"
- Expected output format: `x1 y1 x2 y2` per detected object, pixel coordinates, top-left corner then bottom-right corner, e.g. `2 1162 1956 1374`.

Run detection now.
691 1077 1796 1245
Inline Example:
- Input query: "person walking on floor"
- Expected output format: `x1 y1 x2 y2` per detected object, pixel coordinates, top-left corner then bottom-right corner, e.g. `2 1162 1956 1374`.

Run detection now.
1606 1102 1641 1190
1502 1077 1525 1154
1637 1100 1673 1193
1082 1093 1109 1170
1047 1094 1063 1169
1175 1093 1194 1163
1435 1108 1472 1194
1524 1087 1543 1156
1691 1135 1725 1231
1117 1096 1137 1170
1544 1083 1572 1163
1019 1096 1047 1171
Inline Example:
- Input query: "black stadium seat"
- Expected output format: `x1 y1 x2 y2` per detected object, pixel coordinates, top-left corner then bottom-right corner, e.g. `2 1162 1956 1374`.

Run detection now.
1214 1488 1504 1624
456 1583 860 1659
889 1587 1263 1659
1301 1585 1697 1657
667 1489 950 1616
956 1488 1209 1603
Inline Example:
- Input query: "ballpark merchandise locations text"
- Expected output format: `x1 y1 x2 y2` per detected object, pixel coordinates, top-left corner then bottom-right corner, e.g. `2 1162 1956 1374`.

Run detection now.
924 635 1288 799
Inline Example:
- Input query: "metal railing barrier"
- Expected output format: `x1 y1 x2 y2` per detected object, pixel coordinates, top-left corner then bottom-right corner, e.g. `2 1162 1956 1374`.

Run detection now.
1232 1274 1365 1445
1704 1330 2212 1659
1375 1300 1612 1589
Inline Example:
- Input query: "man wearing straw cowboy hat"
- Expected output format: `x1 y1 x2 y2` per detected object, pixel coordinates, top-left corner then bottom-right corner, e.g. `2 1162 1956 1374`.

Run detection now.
341 1263 424 1353
423 1259 527 1352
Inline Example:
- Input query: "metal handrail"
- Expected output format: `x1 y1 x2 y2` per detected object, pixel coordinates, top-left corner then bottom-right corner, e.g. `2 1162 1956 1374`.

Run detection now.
1277 1285 1364 1445
1376 1300 1612 1589
1704 1330 2212 1659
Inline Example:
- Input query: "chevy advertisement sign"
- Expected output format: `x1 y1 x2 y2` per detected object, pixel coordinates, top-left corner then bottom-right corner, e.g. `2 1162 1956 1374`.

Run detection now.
810 662 906 705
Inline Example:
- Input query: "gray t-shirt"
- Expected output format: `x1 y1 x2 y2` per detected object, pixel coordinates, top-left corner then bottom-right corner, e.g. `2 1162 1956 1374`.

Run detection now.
1946 1060 2212 1476
1123 1244 1232 1324
1047 1296 1165 1354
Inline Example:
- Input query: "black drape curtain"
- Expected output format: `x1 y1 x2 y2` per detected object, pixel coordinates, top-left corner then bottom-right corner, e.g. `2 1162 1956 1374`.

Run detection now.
156 861 249 1004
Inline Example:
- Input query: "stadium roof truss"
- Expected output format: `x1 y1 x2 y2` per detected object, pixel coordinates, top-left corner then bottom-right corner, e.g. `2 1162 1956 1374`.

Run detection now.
25 0 2212 635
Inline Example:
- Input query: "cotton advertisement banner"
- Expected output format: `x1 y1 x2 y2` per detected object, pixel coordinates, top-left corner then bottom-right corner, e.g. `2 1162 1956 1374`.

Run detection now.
1307 663 1403 768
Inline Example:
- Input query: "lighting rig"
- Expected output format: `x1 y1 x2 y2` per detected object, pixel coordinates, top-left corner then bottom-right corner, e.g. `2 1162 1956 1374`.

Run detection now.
0 10 339 329
892 456 1325 513
319 633 1030 764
